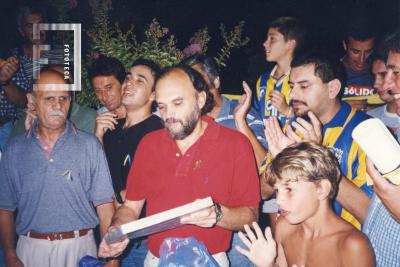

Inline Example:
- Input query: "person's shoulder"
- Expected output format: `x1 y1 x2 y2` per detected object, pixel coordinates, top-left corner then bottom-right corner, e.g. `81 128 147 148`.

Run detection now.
275 216 297 242
339 228 375 265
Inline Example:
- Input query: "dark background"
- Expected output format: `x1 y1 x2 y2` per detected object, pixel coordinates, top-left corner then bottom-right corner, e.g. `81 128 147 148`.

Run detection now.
0 0 399 94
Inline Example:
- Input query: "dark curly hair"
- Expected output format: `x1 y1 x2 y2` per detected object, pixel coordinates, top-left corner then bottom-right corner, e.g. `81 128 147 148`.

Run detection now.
156 65 214 115
87 55 126 86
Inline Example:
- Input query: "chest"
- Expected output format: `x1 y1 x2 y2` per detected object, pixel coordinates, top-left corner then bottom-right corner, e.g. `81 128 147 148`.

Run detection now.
283 237 343 267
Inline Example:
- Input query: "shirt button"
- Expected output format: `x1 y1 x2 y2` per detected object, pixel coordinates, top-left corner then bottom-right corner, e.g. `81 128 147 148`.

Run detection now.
49 158 54 162
176 153 180 157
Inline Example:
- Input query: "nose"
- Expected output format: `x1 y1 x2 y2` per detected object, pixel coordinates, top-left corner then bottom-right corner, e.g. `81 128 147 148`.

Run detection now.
383 69 394 92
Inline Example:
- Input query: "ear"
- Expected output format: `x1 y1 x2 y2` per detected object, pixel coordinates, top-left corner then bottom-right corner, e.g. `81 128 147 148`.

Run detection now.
342 40 347 51
316 180 331 200
327 79 341 99
197 91 207 110
149 91 155 102
287 39 297 52
212 77 221 91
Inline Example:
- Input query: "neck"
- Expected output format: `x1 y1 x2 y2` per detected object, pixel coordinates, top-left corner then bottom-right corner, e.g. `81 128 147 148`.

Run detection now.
318 101 341 125
113 105 127 119
387 102 398 115
124 106 152 128
37 124 65 148
274 56 292 78
301 201 336 239
176 118 207 154
208 91 223 119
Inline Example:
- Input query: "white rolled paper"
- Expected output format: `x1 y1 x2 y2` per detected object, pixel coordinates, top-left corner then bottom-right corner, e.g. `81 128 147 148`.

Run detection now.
352 118 400 174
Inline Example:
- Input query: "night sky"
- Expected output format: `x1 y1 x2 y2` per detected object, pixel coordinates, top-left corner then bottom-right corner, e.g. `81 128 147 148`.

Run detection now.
0 0 399 93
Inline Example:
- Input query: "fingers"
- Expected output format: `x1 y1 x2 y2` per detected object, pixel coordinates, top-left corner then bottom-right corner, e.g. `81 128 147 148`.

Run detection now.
285 124 302 143
251 221 264 240
235 244 250 257
242 81 252 98
264 227 273 243
238 228 253 249
366 159 387 187
244 224 257 243
180 207 216 227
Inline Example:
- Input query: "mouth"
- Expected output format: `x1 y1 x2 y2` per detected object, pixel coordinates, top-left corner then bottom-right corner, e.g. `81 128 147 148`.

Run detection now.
388 90 400 100
279 209 289 217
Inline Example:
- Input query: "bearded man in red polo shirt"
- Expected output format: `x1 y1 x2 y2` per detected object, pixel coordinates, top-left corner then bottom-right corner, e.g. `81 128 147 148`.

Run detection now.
99 65 260 266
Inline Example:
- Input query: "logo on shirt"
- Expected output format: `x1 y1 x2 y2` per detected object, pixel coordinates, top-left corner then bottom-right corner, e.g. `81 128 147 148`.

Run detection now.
329 147 344 162
193 160 202 171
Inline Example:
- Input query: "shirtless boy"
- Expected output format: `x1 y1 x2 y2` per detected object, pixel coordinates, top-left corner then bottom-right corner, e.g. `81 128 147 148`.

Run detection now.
236 142 375 267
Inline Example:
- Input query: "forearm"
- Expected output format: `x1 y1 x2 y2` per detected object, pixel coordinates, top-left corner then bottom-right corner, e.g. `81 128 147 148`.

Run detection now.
337 177 370 224
0 209 17 257
236 121 266 168
97 202 115 238
218 205 258 231
2 84 27 108
111 204 140 228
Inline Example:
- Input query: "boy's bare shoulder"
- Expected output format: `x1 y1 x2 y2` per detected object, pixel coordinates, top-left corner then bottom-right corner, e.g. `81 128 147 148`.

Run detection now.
338 228 375 267
275 217 298 241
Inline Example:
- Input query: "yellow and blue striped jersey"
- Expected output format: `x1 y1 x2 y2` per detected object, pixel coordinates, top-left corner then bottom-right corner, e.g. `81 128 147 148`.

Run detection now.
323 101 373 229
253 66 291 126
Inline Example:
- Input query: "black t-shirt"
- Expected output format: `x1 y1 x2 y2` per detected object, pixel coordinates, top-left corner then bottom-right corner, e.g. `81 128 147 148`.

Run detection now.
103 114 163 202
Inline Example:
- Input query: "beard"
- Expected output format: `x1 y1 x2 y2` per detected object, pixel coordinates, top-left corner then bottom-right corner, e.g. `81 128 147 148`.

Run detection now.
163 105 201 140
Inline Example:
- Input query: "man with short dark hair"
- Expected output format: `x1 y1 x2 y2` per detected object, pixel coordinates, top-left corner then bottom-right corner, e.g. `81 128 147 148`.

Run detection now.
264 51 372 229
99 65 260 267
0 69 115 267
341 21 382 110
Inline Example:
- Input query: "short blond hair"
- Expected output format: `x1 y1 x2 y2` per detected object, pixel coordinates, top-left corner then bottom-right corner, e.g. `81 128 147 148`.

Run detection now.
266 142 341 199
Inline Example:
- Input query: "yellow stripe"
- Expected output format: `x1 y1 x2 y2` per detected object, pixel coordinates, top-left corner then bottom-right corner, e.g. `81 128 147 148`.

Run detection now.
341 209 361 229
256 77 262 100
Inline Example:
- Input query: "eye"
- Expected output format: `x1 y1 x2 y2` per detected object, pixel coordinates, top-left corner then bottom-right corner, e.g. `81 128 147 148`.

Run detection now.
284 187 292 193
173 100 182 106
157 104 165 111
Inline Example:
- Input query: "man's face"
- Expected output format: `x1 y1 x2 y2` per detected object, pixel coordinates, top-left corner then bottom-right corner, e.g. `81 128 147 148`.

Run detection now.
383 51 400 101
92 76 122 111
372 59 390 102
156 69 203 140
289 64 333 119
34 89 71 131
263 27 292 62
21 13 46 45
274 179 320 225
121 65 155 110
344 37 374 72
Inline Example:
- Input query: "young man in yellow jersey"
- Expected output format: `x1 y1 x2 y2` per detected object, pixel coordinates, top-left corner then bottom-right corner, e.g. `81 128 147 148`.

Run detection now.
253 17 306 126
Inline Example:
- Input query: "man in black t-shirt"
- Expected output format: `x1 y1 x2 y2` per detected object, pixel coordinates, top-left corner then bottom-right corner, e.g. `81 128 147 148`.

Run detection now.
99 59 163 266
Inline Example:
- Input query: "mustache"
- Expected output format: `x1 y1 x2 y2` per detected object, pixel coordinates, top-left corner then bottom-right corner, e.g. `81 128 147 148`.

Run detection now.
289 100 307 106
49 110 65 116
164 117 182 124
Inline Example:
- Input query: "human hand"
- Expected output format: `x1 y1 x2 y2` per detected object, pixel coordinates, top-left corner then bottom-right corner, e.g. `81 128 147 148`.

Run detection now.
24 93 37 131
366 159 400 222
98 227 129 258
233 81 253 123
95 112 118 141
270 91 290 116
180 205 217 228
236 222 276 267
265 116 295 158
288 111 322 144
5 252 24 267
0 58 18 83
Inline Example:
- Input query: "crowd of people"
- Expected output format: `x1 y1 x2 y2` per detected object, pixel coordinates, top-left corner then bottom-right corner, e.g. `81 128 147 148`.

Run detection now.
0 3 399 267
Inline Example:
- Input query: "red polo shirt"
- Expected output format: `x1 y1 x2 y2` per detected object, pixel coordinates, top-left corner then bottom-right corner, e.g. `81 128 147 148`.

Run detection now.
126 116 260 256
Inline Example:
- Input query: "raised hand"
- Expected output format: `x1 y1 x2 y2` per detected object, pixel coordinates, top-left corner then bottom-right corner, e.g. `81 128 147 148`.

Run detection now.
270 91 290 116
95 112 118 142
233 81 253 123
236 222 276 267
289 111 322 144
265 116 295 158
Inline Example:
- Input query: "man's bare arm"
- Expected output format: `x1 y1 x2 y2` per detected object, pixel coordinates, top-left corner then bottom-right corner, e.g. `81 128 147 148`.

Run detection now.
336 177 370 224
96 202 115 238
0 209 24 267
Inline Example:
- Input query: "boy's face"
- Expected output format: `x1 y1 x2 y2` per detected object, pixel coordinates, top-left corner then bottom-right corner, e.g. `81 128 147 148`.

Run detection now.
263 27 293 63
274 178 320 224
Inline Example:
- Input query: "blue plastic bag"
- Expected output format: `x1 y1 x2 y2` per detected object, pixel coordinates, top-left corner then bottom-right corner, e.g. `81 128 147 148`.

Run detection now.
79 255 106 267
158 237 220 267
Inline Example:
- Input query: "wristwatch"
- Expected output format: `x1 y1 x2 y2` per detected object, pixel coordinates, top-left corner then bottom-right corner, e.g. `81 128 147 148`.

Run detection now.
214 202 223 223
